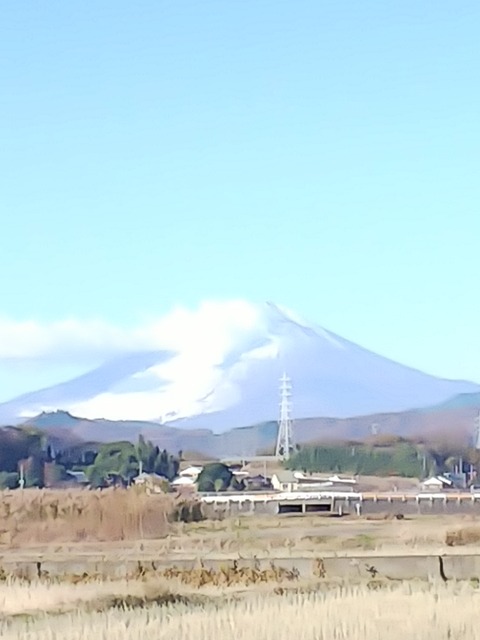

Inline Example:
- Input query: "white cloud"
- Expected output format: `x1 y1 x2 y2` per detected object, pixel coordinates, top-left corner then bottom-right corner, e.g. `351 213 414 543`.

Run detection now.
0 300 268 415
0 300 263 363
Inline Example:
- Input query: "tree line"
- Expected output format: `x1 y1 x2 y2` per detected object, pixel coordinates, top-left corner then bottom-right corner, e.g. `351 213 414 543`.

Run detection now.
0 427 181 489
285 434 480 479
85 436 181 488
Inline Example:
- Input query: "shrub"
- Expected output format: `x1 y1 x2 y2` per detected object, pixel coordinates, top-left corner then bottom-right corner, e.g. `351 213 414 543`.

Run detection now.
446 526 480 547
0 472 19 490
197 464 233 492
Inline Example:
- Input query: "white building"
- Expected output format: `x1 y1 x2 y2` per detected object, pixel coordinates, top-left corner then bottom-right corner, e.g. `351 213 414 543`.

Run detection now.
171 475 197 489
271 471 299 492
179 466 203 480
421 476 453 492
272 471 357 493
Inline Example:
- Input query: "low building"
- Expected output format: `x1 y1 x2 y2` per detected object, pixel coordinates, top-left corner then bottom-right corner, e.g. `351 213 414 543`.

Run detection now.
232 470 249 480
43 463 89 488
295 473 357 492
133 472 168 493
421 475 453 492
272 470 357 493
445 472 467 490
179 466 203 481
65 470 89 485
171 475 197 490
244 474 272 491
271 471 299 492
327 474 357 486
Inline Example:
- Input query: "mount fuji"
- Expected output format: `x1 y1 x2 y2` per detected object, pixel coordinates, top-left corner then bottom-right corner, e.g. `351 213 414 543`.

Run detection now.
0 301 478 431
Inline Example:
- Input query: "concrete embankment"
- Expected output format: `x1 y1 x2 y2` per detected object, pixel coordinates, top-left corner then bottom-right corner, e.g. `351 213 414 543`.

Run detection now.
2 554 480 582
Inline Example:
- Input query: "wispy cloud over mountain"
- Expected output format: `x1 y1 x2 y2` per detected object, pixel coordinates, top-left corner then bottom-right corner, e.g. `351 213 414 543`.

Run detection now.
0 301 478 429
0 300 261 363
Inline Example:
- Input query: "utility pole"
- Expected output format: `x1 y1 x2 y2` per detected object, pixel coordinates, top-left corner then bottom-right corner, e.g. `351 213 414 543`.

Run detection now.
275 373 295 460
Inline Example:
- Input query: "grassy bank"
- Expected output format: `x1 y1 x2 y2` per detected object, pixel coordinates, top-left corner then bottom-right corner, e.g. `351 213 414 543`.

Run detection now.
1 581 479 639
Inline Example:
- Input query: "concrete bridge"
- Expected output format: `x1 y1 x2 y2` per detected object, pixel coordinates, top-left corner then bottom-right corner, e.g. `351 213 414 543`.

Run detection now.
200 490 480 516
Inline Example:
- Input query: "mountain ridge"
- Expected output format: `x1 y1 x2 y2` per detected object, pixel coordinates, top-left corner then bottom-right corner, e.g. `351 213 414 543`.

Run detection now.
16 391 480 458
0 301 478 429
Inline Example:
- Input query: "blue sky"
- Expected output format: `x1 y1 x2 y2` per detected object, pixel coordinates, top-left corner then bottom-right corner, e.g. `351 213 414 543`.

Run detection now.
1 1 480 400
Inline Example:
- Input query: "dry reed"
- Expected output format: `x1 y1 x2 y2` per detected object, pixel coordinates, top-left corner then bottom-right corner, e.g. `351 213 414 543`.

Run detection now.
446 525 480 547
0 488 180 545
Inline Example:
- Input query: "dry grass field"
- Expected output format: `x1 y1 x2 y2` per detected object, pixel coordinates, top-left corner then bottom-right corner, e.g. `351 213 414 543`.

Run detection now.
1 579 480 639
174 511 480 557
2 488 480 562
2 489 480 638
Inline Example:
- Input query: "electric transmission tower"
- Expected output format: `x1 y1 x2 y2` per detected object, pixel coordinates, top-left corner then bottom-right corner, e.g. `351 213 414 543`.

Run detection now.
275 372 295 460
474 411 480 450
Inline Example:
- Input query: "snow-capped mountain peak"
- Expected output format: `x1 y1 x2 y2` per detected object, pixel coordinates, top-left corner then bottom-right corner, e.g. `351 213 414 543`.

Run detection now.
0 300 478 430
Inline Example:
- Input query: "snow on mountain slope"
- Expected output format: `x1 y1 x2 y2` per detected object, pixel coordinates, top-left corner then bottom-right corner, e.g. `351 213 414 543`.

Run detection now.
0 301 478 430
